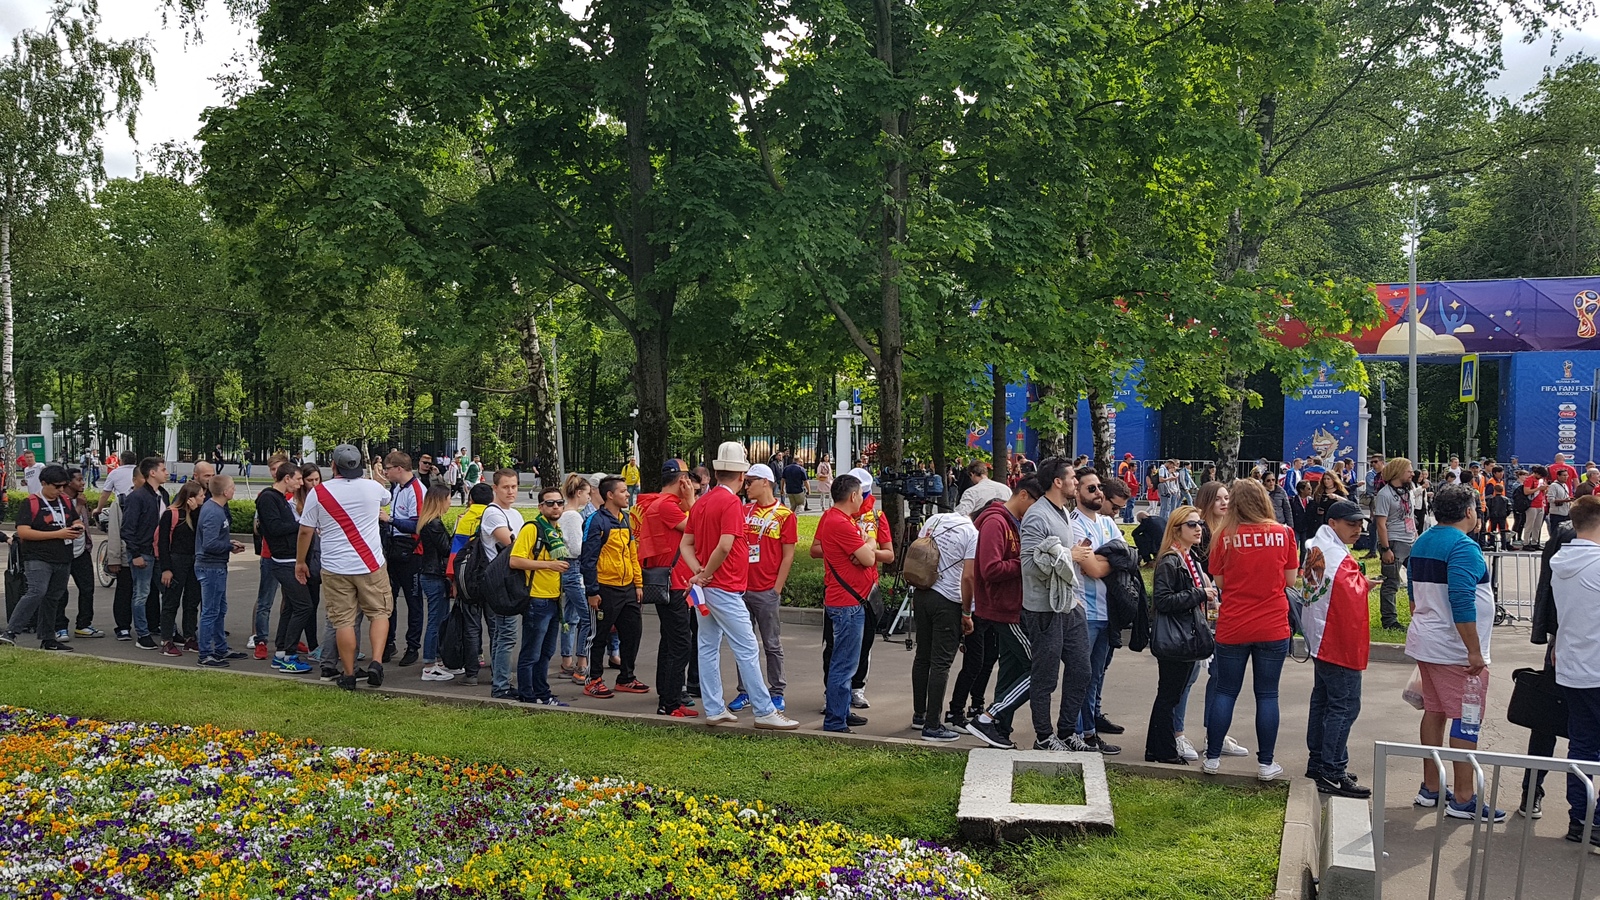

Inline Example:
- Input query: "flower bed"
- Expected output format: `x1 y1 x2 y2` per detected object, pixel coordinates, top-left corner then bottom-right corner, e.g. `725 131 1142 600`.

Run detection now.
0 707 987 900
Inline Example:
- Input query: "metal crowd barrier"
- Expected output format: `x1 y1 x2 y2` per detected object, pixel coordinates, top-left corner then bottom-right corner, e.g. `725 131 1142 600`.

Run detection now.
1372 741 1600 900
1483 551 1541 625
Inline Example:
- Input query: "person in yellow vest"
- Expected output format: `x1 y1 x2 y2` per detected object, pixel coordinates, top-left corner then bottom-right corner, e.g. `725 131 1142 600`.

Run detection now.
508 486 572 706
622 457 641 507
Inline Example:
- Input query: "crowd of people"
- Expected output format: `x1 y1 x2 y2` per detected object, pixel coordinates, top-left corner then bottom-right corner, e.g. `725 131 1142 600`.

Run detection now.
7 439 1600 829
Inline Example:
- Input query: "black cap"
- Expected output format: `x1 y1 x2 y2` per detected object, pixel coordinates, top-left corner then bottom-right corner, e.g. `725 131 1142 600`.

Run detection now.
663 458 688 478
1325 499 1369 521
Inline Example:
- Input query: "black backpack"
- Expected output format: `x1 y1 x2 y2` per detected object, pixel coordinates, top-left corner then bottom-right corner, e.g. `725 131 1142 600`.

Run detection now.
453 530 491 605
1511 482 1531 513
438 602 470 670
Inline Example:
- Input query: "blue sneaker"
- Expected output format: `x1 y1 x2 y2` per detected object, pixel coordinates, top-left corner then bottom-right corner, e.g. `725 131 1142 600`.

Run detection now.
1415 784 1455 808
727 692 751 712
773 695 785 712
276 655 312 674
1446 795 1507 823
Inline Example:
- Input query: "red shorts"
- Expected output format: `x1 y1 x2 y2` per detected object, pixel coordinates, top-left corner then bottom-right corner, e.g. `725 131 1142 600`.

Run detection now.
1417 661 1489 719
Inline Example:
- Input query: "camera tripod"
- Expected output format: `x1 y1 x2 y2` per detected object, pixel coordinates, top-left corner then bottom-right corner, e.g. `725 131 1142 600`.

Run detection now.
879 499 937 650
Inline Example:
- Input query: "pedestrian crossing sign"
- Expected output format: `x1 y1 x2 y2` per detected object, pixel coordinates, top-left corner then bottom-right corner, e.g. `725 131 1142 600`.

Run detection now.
1460 354 1478 403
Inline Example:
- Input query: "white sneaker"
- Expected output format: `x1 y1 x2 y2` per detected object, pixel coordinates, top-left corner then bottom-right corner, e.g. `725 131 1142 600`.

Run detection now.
1258 762 1283 782
850 688 870 709
421 665 455 682
1221 735 1251 757
1202 757 1221 775
754 712 800 730
706 711 738 725
1176 735 1199 762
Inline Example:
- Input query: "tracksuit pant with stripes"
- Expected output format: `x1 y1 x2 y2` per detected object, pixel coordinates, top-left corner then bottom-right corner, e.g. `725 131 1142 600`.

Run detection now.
985 605 1092 743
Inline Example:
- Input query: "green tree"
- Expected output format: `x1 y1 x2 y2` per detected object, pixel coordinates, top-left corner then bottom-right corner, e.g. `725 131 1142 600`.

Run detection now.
0 1 153 480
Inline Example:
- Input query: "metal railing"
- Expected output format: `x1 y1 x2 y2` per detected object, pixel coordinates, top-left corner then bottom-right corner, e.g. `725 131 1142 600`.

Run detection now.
1371 741 1600 900
1484 551 1541 625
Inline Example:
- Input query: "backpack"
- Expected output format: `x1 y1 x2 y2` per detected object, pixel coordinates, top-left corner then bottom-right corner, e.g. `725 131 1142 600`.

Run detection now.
1511 482 1531 513
438 601 470 670
901 533 942 589
453 531 492 605
479 529 529 617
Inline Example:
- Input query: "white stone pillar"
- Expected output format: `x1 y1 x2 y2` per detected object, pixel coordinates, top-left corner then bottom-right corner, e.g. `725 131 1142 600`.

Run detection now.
162 403 179 462
301 401 317 463
39 404 56 462
1357 396 1372 488
455 401 475 459
833 401 853 472
87 414 99 457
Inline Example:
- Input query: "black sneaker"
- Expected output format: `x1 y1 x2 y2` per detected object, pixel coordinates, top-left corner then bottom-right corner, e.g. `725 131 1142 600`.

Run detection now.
1084 733 1122 755
222 651 249 660
40 640 75 652
0 632 15 646
198 656 230 668
846 713 868 727
319 667 340 682
1568 821 1600 846
1094 715 1126 735
1317 774 1373 799
337 674 358 691
462 675 479 686
399 649 419 667
366 661 385 688
945 710 969 731
134 634 158 650
115 628 131 641
966 718 1017 750
381 647 395 664
911 714 925 729
921 726 962 743
1519 793 1543 820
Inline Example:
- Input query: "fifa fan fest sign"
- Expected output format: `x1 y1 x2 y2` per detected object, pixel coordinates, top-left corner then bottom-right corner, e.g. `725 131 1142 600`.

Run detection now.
1283 365 1360 463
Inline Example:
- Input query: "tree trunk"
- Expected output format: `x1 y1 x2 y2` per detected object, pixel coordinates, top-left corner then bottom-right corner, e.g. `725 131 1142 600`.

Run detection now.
1214 372 1247 483
633 318 670 491
1033 383 1067 458
513 308 560 483
700 378 723 471
873 0 906 537
1 187 14 489
1087 387 1114 477
990 368 1009 477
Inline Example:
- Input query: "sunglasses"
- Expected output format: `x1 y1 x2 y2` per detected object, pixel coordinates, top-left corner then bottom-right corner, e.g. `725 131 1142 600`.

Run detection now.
1181 520 1204 529
541 499 565 506
1082 484 1102 493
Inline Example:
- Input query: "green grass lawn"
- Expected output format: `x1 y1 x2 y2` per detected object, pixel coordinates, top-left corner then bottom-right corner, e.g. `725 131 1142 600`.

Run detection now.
0 653 1287 900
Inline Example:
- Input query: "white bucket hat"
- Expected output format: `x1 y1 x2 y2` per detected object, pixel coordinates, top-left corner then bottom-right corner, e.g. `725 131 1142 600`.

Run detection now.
712 441 750 472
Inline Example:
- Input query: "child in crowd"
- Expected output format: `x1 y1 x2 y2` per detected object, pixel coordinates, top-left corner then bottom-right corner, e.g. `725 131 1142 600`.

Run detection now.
1484 483 1511 551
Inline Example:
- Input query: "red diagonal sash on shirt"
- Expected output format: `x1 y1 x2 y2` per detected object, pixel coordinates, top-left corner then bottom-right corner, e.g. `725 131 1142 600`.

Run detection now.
315 483 380 573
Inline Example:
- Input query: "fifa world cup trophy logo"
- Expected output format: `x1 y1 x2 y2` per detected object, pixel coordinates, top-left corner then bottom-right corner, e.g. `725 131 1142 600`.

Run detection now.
1576 290 1600 339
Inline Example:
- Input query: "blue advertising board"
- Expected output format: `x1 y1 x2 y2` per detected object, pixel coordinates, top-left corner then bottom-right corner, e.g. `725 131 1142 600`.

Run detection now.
1071 369 1161 461
1498 351 1600 464
1282 366 1362 463
966 377 1038 458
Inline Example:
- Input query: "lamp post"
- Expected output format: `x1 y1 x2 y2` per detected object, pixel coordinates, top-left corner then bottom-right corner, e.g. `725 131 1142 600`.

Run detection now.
1407 195 1419 466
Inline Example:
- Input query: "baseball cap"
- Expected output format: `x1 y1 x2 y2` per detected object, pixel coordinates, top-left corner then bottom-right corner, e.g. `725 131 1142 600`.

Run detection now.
662 458 689 478
746 463 776 482
1325 499 1368 521
331 443 364 477
1123 452 1134 459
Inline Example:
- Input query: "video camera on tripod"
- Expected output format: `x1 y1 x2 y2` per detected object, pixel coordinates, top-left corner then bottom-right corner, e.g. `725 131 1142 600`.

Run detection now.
876 461 946 509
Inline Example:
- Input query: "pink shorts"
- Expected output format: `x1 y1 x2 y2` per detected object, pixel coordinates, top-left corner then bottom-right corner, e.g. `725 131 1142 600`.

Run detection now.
1417 661 1489 718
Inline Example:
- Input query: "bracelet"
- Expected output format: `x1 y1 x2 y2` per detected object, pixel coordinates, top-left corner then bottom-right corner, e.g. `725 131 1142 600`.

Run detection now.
961 612 973 618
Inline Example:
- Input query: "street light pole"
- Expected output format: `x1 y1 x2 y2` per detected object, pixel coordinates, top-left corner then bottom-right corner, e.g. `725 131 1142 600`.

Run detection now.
548 298 566 479
1407 195 1420 466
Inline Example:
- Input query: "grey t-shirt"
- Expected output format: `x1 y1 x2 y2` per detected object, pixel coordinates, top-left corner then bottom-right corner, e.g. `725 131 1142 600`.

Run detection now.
1374 484 1416 544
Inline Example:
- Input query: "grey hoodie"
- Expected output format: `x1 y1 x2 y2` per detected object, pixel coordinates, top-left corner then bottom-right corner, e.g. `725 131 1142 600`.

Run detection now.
1549 537 1600 689
1020 496 1078 613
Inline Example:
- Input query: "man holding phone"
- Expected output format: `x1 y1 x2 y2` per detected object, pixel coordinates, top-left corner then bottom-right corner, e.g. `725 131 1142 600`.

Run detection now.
1 465 83 650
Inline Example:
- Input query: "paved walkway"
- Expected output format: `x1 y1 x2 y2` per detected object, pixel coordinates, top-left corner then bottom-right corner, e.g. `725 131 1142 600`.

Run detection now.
18 549 1593 897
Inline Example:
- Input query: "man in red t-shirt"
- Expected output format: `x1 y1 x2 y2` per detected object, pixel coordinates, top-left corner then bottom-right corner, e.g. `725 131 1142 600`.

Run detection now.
636 459 699 718
814 470 887 732
816 467 894 710
728 464 796 711
682 442 798 730
1301 500 1373 799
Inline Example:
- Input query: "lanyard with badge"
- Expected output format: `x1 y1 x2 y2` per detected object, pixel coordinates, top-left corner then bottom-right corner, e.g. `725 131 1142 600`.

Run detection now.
748 503 780 565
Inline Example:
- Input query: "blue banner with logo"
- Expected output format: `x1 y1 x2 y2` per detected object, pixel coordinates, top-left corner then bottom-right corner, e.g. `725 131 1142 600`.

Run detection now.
1499 351 1600 464
967 376 1037 458
1283 366 1362 463
1071 368 1161 462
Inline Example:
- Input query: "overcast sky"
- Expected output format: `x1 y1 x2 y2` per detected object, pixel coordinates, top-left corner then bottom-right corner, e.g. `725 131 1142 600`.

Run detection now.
2 0 1598 181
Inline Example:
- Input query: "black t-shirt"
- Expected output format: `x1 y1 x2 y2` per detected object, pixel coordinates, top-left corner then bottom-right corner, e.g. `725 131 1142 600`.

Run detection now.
16 492 79 564
782 464 808 494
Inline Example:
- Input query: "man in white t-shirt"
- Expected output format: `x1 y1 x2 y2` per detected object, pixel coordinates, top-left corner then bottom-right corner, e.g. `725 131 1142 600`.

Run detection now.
1070 466 1124 753
911 511 978 743
479 467 526 699
93 451 137 520
954 460 1012 517
297 443 391 691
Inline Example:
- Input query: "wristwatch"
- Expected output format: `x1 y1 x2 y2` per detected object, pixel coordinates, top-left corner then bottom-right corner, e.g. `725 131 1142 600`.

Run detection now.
1379 545 1391 553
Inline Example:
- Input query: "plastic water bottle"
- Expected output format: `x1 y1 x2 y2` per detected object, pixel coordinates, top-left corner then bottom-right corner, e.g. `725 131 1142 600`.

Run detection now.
1460 674 1484 740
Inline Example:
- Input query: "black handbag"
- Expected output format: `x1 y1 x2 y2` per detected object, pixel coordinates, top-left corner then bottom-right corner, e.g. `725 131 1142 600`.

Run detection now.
1508 666 1569 739
1150 606 1214 661
642 552 679 606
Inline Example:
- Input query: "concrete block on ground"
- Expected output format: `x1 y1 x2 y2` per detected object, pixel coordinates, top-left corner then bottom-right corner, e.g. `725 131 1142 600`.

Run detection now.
957 749 1114 843
1319 796 1375 900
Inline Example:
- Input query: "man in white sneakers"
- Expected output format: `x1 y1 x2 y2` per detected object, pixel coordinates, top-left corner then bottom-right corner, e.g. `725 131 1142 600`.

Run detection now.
681 442 799 730
297 444 392 691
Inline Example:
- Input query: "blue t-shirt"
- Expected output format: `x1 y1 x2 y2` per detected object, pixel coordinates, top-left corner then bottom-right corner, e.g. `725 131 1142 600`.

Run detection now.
782 464 809 494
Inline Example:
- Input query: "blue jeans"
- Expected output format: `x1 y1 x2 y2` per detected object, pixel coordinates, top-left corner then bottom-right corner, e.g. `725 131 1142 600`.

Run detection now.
559 570 592 660
419 574 450 663
696 587 776 718
1174 660 1204 733
195 565 230 659
823 605 865 731
516 598 561 701
488 613 519 695
253 556 278 643
129 555 155 638
1306 658 1363 779
1121 497 1135 524
1078 618 1113 735
1205 638 1290 764
1566 685 1600 828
